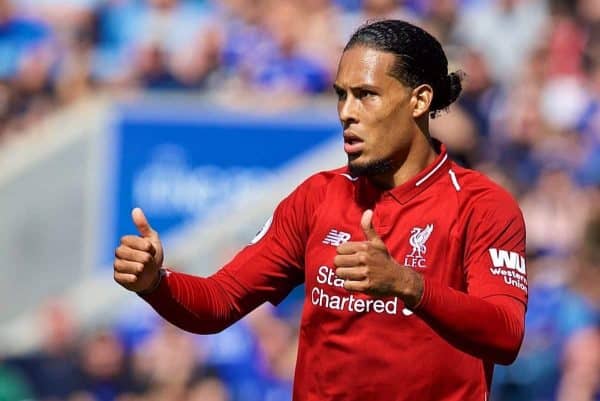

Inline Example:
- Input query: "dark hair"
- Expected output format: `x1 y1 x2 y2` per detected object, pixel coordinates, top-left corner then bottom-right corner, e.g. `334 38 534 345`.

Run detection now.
345 20 464 117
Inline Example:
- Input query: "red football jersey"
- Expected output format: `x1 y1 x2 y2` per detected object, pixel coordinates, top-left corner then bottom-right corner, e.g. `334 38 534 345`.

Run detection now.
143 144 527 401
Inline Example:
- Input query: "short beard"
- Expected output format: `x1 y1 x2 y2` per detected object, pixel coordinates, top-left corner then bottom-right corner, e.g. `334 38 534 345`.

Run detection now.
348 158 394 177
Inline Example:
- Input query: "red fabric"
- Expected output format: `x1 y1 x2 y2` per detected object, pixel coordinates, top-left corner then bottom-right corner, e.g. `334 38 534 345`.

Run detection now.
416 279 525 365
141 144 527 401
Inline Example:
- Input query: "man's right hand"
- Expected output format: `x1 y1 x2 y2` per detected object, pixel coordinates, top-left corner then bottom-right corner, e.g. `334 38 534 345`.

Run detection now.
113 208 165 293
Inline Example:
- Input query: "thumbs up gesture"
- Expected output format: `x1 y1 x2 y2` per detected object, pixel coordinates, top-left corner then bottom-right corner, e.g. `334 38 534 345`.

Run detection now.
113 208 165 293
334 210 423 306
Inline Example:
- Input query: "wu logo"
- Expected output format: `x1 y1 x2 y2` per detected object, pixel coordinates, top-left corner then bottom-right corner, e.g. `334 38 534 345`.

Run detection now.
488 248 526 274
404 224 434 268
323 229 351 246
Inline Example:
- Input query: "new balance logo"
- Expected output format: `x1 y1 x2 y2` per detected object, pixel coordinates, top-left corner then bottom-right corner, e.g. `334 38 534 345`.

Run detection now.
488 248 526 274
323 230 351 246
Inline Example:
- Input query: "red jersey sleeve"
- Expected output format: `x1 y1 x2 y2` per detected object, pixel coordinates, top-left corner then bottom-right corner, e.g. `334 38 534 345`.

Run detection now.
140 174 326 334
216 173 322 305
463 190 528 305
414 186 527 364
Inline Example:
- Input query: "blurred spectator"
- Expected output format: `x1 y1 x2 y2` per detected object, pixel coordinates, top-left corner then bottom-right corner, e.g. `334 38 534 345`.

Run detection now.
129 0 220 89
340 0 420 44
7 300 85 399
296 0 344 76
456 48 503 140
544 0 586 78
492 252 600 401
475 162 519 196
80 329 138 401
187 376 231 401
574 210 600 307
113 297 162 354
220 0 331 98
420 0 460 44
577 44 600 186
485 52 551 187
0 0 56 135
0 0 54 79
217 0 276 84
194 305 298 401
521 167 593 253
453 0 548 83
132 321 206 398
18 0 100 57
246 306 296 401
429 101 478 166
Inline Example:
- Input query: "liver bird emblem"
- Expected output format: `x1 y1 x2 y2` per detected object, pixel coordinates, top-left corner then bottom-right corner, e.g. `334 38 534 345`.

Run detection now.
408 224 434 258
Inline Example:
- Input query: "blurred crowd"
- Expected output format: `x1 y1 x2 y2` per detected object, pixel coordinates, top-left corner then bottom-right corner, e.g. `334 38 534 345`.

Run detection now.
0 293 303 401
1 0 599 400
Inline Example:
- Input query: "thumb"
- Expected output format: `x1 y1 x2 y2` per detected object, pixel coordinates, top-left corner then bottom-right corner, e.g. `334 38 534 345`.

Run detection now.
132 207 156 238
361 209 381 242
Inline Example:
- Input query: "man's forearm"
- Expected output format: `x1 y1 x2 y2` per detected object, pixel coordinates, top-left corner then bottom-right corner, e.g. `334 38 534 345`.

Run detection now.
140 270 257 334
411 276 525 365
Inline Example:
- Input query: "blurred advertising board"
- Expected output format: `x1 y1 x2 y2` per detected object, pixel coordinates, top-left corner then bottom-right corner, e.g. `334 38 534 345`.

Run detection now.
109 103 339 264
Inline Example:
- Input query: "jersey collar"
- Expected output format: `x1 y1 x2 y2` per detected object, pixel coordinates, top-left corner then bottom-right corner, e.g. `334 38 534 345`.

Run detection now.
357 140 451 205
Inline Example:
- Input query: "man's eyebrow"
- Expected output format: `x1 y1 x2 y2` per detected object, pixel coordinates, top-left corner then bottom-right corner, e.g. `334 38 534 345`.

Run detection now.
333 83 382 93
338 84 381 93
351 84 381 91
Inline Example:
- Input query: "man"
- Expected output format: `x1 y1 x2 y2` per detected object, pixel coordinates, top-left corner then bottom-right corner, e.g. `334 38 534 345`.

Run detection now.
114 20 527 401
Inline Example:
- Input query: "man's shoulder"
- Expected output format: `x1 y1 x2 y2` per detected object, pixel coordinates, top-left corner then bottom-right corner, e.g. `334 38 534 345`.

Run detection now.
285 166 354 214
298 166 355 191
450 163 521 215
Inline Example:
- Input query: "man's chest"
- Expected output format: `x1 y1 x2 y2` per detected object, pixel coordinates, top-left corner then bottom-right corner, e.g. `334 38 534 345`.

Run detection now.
304 193 465 290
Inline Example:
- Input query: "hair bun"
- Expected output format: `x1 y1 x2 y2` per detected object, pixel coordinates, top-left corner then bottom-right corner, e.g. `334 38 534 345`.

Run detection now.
446 71 464 105
431 70 465 113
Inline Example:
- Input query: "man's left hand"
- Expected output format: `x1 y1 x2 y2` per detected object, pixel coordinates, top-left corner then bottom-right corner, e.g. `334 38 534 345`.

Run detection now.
334 210 423 307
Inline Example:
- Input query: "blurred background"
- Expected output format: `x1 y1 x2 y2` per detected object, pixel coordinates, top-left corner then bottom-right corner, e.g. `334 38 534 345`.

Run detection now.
0 0 599 400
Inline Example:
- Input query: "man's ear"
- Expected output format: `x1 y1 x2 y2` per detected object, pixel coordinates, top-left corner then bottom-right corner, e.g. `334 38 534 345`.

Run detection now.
412 84 433 118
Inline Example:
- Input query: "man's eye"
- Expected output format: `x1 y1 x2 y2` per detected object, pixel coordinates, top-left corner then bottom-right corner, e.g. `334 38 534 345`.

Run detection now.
357 90 375 99
335 89 346 100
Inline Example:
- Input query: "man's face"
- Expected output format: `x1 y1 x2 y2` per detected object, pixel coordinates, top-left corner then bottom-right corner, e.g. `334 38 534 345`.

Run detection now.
334 46 417 176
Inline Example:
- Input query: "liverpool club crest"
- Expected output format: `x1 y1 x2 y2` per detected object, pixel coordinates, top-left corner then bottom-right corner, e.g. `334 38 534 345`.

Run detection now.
404 224 434 268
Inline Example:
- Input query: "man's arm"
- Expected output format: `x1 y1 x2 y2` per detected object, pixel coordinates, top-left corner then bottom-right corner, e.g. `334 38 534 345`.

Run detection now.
114 208 245 334
412 281 525 364
138 267 302 334
115 176 321 334
138 270 244 335
335 204 527 365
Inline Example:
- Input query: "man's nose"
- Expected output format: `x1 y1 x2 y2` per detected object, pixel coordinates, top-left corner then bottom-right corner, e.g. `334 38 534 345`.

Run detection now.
339 97 359 127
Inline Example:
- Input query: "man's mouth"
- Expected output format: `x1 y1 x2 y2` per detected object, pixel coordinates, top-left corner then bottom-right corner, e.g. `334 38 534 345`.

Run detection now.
343 132 364 154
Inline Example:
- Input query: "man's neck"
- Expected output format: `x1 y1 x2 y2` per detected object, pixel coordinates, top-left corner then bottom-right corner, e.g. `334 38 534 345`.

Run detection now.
370 133 437 190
